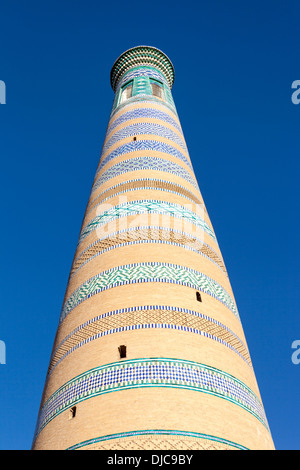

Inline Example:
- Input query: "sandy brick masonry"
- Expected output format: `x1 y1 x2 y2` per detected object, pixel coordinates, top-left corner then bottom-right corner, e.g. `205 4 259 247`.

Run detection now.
32 46 275 450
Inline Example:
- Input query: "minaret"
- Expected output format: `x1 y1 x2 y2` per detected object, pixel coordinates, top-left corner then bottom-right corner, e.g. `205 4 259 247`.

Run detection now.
32 46 274 450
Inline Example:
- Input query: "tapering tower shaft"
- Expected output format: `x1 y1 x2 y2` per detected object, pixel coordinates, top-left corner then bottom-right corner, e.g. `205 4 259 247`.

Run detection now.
32 46 274 450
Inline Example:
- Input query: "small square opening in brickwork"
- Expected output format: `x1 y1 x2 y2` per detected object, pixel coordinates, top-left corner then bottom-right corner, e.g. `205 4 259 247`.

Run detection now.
118 345 127 359
69 406 76 419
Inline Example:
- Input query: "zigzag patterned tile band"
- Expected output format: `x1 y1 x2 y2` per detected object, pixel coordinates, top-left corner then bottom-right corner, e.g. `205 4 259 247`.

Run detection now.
78 199 214 245
59 262 238 324
105 107 183 137
101 122 188 156
91 156 200 193
34 358 268 440
96 139 192 176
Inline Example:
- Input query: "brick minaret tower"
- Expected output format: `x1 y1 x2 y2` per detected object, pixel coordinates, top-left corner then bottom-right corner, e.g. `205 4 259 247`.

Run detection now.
32 46 274 450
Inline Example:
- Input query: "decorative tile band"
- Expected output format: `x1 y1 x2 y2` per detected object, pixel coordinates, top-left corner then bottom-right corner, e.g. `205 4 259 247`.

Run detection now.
106 107 183 138
111 70 177 114
87 178 203 214
91 156 200 193
111 98 178 122
59 262 238 324
101 122 188 157
96 139 192 177
34 358 268 440
48 305 251 375
71 227 226 278
115 66 171 91
111 96 178 119
66 429 249 450
78 199 214 245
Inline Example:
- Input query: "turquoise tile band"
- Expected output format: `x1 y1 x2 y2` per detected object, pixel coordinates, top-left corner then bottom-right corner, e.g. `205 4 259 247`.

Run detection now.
78 199 214 244
34 357 268 440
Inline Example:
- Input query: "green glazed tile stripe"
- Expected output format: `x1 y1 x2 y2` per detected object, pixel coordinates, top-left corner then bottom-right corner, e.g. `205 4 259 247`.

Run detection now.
78 199 215 245
59 262 239 324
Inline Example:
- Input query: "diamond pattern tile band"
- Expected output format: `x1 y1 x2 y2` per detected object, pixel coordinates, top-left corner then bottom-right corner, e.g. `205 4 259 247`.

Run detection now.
87 178 203 214
71 227 226 279
66 429 249 450
48 305 251 376
33 357 268 440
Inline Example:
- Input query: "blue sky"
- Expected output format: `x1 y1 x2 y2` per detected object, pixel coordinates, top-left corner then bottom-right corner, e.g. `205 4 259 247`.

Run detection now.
0 0 299 450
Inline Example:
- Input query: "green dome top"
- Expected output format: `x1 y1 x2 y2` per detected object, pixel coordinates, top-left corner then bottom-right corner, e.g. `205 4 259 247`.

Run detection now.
110 45 175 92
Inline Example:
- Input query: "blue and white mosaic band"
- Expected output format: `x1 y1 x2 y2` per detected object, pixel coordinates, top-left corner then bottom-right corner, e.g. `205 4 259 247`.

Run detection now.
34 357 269 440
59 262 238 324
66 429 249 450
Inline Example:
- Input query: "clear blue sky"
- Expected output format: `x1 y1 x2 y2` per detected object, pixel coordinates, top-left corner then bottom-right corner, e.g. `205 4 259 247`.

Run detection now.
0 0 299 450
